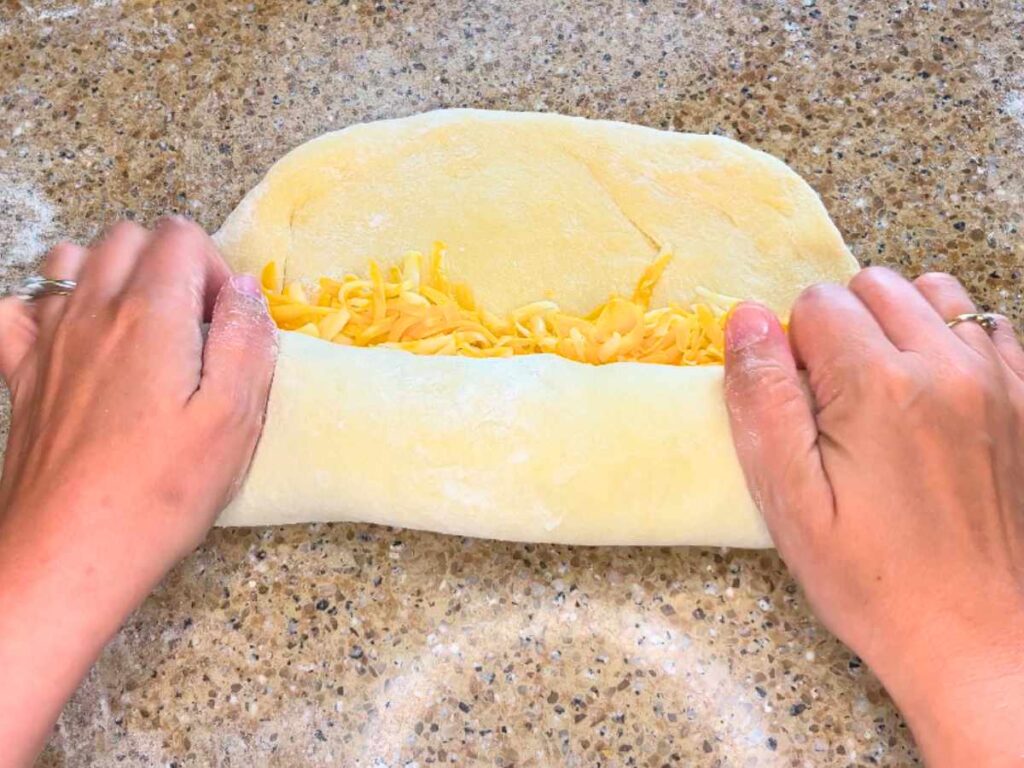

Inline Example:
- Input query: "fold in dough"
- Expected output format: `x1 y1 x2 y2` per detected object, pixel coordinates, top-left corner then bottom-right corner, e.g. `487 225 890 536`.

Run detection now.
215 109 858 547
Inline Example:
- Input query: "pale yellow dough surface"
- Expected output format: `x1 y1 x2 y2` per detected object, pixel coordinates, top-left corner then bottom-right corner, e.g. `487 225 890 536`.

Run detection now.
215 109 858 547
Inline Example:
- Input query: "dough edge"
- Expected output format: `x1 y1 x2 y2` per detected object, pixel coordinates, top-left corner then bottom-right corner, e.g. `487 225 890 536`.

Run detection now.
215 108 858 317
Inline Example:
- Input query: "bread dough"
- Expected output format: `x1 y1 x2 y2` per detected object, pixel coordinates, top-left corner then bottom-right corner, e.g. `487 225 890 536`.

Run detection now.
215 109 857 547
218 336 769 546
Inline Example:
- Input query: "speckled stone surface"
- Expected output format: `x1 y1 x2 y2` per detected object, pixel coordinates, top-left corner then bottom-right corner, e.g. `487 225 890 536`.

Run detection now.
2 0 1023 765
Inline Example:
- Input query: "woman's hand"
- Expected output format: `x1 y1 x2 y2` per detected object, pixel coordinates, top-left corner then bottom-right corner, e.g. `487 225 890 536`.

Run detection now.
724 267 1024 766
0 218 276 766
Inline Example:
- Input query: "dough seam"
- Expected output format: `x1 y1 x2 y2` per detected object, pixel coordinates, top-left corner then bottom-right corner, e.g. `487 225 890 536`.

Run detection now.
564 147 664 255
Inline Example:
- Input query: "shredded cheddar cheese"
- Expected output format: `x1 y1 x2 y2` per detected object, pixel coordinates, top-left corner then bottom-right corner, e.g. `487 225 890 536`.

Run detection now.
261 243 739 366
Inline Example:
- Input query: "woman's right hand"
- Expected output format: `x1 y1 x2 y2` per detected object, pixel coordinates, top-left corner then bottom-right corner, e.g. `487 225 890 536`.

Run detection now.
723 267 1024 766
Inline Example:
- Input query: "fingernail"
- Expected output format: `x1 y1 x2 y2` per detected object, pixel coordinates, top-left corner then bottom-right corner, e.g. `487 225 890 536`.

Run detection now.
155 214 192 230
726 303 772 352
232 274 263 297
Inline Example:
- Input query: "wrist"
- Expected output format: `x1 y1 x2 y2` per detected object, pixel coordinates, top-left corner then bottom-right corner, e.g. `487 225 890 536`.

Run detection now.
0 489 181 765
867 604 1024 766
0 506 134 764
0 490 163 626
1 474 185 591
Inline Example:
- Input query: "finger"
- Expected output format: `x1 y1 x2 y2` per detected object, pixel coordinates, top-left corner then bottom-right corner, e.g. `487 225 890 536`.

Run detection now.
72 221 150 305
847 266 950 352
724 303 835 558
120 217 231 322
912 272 995 360
196 275 277 407
788 283 895 388
988 315 1024 381
36 242 87 335
189 276 277 492
0 298 38 384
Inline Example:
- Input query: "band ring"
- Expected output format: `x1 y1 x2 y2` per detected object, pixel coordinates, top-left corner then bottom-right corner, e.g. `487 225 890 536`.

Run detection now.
11 276 77 301
946 312 1000 334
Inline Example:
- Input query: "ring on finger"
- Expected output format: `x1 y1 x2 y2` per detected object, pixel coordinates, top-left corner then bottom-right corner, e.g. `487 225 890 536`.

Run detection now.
946 312 1000 334
10 276 77 301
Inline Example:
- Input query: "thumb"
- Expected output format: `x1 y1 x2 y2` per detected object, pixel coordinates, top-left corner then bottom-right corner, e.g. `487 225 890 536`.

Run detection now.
193 274 278 433
723 303 833 550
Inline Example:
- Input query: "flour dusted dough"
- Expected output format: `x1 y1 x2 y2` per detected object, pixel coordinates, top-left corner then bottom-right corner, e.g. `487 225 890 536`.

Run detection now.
215 109 857 547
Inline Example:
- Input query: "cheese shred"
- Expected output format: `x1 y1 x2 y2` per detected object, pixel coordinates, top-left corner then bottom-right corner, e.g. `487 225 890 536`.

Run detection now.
261 243 737 366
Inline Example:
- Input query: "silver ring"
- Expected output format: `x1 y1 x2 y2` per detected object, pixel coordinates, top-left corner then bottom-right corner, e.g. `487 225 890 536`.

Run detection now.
11 276 77 301
946 312 1000 333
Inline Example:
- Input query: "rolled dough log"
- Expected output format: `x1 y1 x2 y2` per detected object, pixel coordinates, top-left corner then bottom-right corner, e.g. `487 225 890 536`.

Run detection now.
215 109 858 547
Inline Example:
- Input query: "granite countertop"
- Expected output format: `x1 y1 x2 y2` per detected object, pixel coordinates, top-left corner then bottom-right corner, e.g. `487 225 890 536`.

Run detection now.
1 1 1022 765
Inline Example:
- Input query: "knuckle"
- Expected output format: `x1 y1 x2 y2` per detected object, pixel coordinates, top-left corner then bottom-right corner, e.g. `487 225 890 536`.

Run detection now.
155 217 213 262
41 241 81 274
879 359 925 405
105 219 147 243
112 293 150 324
110 292 175 333
939 359 1000 409
965 360 1000 397
161 213 196 228
727 357 801 407
850 265 895 291
848 266 900 301
764 375 808 415
811 356 864 406
205 388 264 433
158 215 204 242
755 360 797 394
46 240 79 259
808 347 900 411
794 281 834 306
913 271 961 294
792 282 843 323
